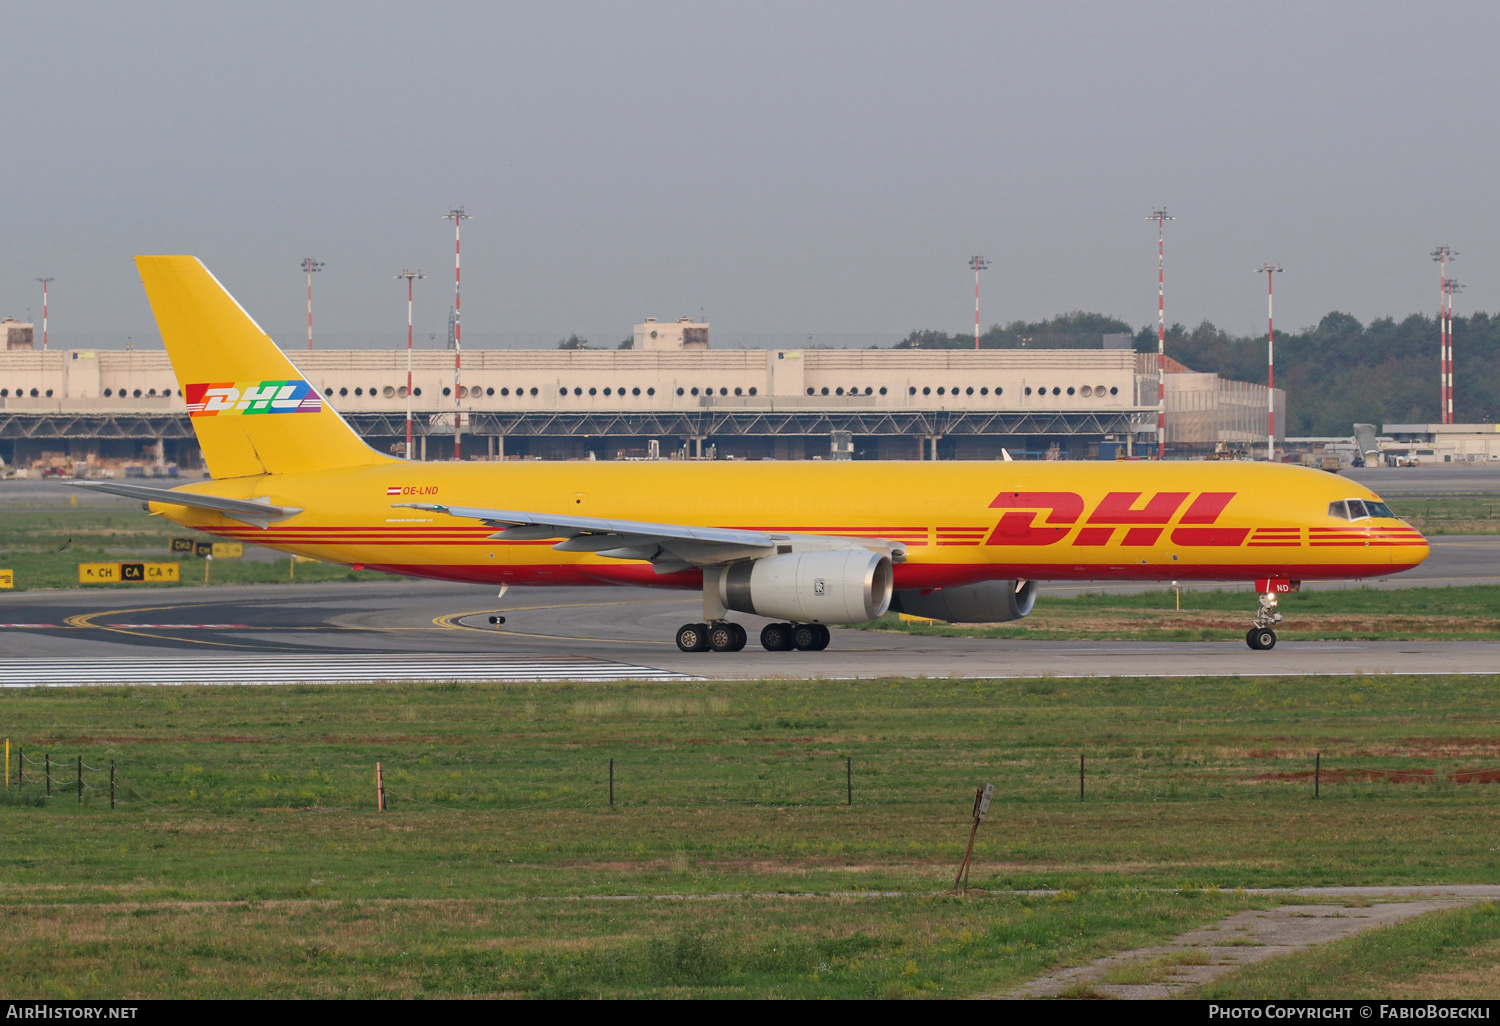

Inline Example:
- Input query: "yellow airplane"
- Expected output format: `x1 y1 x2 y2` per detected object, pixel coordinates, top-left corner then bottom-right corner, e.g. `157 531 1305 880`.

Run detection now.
78 256 1429 653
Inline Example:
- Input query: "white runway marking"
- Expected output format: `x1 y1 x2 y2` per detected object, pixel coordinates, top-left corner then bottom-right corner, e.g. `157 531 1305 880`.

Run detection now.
0 654 699 686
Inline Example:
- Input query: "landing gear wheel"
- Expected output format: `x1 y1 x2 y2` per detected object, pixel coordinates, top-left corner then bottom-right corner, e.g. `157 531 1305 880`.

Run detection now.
808 624 831 650
1246 627 1277 651
676 622 711 652
760 622 796 651
793 624 821 651
708 622 747 652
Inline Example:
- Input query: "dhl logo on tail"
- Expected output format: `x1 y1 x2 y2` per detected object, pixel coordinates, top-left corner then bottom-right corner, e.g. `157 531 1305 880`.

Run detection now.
186 380 323 417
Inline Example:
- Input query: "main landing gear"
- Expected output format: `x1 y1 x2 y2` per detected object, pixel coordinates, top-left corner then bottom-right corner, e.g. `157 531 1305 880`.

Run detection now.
1245 591 1283 650
674 621 829 653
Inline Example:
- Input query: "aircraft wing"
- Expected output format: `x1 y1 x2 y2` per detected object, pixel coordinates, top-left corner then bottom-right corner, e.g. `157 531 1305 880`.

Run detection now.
398 502 906 574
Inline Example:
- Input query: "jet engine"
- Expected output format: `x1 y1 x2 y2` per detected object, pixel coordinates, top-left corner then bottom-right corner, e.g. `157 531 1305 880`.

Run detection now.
719 550 893 624
888 579 1037 623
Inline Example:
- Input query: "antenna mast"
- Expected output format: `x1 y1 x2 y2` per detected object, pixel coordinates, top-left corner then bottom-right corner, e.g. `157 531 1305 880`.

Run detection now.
1147 209 1174 459
444 207 471 459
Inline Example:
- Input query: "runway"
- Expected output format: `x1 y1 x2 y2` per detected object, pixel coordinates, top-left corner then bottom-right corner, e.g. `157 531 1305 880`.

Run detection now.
0 534 1496 682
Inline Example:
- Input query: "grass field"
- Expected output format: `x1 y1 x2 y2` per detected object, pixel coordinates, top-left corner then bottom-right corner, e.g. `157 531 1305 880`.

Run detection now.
1386 496 1500 535
3 673 1500 997
867 583 1500 642
0 509 390 589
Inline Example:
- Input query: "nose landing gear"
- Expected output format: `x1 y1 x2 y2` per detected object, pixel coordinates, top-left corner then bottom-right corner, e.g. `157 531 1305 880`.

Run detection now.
1245 591 1283 650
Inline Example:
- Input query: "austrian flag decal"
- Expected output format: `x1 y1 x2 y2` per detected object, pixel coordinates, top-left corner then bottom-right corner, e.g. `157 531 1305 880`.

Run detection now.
185 380 323 417
387 485 438 496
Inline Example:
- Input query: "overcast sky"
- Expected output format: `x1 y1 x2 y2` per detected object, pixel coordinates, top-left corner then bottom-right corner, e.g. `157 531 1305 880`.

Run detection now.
2 2 1496 349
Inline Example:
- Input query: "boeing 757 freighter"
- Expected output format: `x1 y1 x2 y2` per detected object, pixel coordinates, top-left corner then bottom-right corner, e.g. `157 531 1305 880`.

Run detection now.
77 256 1429 652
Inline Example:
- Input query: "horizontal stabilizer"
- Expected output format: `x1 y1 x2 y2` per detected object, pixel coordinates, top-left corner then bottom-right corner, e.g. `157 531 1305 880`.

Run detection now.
70 481 303 522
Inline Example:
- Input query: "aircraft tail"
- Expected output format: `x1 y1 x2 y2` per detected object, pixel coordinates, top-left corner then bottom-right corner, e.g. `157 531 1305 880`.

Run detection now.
135 255 396 479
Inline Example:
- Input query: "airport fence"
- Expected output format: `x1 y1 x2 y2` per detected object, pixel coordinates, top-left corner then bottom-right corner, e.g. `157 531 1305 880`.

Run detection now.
2 741 155 809
5 743 1499 814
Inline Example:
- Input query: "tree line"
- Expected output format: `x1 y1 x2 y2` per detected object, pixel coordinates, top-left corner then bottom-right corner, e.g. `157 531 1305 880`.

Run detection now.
894 310 1498 434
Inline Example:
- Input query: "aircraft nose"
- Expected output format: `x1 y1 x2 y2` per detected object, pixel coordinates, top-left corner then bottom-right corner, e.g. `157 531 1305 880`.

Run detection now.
1391 522 1430 568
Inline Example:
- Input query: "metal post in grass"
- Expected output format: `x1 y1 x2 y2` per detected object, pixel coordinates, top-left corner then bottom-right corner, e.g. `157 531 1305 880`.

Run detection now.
45 753 50 796
17 745 22 786
110 761 115 809
846 757 852 806
4 738 8 789
76 756 81 804
1080 753 1085 802
953 783 995 894
609 758 614 807
1315 752 1321 799
376 762 386 812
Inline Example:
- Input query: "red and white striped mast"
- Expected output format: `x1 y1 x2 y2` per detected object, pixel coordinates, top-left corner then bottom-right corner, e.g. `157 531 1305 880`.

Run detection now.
35 277 54 351
1431 246 1456 424
444 207 471 459
300 258 323 351
1443 275 1462 424
1148 209 1174 458
969 255 988 350
395 269 425 458
1256 264 1282 462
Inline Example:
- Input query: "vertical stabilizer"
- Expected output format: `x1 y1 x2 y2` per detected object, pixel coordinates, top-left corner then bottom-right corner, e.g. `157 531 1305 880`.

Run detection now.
135 255 395 479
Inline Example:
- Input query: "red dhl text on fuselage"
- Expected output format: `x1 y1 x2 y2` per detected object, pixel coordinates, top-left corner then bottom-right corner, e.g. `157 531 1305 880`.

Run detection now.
154 459 1428 589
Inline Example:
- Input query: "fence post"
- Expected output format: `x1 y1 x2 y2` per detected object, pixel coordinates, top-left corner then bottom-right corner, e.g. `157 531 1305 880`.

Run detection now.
1080 753 1085 802
17 745 22 786
1315 752 1320 799
847 757 852 806
45 753 50 796
4 738 8 789
609 758 614 807
77 756 82 804
110 761 115 810
376 762 385 812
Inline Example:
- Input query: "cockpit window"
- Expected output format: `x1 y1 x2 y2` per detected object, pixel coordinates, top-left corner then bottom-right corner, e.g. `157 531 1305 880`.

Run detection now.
1329 499 1395 520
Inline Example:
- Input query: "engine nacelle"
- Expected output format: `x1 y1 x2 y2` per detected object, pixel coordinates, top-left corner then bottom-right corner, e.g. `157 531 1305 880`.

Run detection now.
719 550 893 624
888 579 1036 624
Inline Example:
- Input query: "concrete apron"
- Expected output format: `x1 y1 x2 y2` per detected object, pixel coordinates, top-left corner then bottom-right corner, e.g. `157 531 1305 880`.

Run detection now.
1002 899 1476 1000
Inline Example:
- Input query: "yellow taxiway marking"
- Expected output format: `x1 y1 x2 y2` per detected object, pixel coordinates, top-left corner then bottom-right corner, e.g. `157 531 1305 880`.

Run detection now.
62 604 259 649
432 599 682 645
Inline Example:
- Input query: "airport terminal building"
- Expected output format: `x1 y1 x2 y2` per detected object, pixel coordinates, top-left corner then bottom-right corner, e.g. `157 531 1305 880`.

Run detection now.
0 319 1284 469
